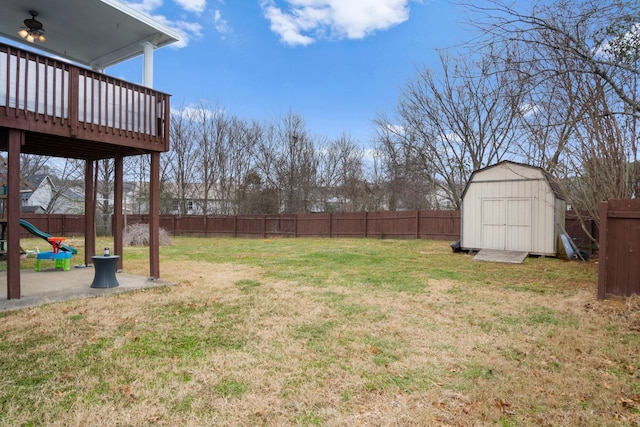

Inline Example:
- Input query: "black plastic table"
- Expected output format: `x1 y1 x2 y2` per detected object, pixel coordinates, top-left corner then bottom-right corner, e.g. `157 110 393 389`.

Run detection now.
90 255 120 288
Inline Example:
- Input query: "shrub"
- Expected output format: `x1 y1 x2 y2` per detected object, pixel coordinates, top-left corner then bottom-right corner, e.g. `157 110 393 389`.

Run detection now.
123 223 172 246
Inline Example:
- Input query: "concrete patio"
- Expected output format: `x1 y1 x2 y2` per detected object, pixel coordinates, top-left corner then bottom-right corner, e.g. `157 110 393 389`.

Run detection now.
0 265 174 312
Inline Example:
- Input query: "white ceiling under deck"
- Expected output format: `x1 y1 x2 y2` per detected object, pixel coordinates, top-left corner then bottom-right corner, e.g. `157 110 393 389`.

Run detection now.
0 0 180 70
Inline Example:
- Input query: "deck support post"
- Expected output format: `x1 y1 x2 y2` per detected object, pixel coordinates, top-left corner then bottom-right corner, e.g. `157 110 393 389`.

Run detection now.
6 130 22 299
84 160 95 265
114 156 124 270
149 152 160 279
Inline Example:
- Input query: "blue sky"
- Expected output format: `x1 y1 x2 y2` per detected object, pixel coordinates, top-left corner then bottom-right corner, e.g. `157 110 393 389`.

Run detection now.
110 0 476 146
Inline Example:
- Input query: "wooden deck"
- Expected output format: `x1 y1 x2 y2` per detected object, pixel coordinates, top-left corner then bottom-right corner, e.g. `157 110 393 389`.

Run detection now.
0 42 170 160
1 42 167 299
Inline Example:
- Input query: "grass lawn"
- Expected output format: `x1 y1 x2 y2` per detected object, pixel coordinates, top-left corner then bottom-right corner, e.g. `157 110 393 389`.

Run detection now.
1 237 639 426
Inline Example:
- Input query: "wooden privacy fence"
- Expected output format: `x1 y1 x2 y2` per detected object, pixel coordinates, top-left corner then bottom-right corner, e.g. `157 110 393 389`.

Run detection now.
20 210 596 246
142 210 462 240
598 199 640 299
19 214 85 237
18 211 459 240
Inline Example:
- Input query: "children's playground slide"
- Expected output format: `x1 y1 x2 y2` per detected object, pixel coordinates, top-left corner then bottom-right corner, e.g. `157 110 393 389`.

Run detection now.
19 219 78 254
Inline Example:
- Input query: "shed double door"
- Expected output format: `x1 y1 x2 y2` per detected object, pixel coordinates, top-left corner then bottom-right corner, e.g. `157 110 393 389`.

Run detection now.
481 198 532 251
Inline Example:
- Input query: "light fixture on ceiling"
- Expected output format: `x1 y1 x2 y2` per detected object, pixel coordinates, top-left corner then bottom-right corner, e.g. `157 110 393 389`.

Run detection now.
18 10 46 43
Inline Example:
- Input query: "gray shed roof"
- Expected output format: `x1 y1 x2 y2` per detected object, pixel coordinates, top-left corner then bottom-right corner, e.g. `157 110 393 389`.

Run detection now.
461 160 566 201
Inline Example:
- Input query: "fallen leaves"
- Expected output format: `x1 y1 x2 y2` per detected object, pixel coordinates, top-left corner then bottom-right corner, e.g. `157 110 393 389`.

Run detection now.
620 394 640 411
495 398 515 415
116 384 137 401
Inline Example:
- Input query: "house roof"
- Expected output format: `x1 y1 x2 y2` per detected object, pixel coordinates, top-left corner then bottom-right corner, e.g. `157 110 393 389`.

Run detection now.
62 187 84 202
461 160 566 201
24 174 49 191
0 0 180 69
21 205 43 213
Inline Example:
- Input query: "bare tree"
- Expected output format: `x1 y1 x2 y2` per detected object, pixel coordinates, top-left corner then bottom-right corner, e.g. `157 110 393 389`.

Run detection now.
18 154 51 182
237 169 280 214
169 105 199 214
123 155 149 214
375 49 525 208
223 117 262 214
316 133 368 212
253 123 282 211
362 147 389 211
468 0 640 114
0 154 48 196
192 101 226 215
259 112 318 213
374 121 439 210
95 159 114 235
4 155 84 213
187 103 264 215
474 0 640 237
45 159 84 213
559 76 639 230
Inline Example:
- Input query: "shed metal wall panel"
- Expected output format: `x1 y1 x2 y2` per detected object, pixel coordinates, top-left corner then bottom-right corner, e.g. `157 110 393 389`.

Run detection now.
506 198 532 251
461 161 563 256
481 199 507 249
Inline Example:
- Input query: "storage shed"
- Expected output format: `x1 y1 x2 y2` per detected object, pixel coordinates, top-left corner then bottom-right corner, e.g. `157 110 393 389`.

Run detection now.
460 161 566 256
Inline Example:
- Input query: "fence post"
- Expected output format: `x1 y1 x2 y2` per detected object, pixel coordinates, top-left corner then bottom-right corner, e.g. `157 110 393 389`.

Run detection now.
263 215 267 238
203 215 207 237
329 213 332 238
416 210 420 239
364 211 368 238
233 215 237 237
294 214 298 237
597 201 608 300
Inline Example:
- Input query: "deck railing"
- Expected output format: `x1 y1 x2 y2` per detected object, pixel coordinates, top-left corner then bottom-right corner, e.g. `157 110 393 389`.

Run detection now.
0 42 170 150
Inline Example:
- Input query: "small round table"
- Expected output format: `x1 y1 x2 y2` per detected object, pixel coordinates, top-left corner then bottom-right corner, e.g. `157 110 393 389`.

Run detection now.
90 255 120 288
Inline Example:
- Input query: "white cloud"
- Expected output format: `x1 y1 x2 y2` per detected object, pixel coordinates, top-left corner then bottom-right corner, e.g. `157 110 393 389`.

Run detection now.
170 20 204 48
125 0 206 14
214 10 230 35
596 22 640 62
126 0 163 15
519 103 540 118
174 0 207 14
262 3 316 46
123 0 205 48
173 103 226 120
261 0 412 46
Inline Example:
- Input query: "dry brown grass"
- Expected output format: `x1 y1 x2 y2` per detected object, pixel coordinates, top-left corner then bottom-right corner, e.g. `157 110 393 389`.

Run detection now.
1 238 639 426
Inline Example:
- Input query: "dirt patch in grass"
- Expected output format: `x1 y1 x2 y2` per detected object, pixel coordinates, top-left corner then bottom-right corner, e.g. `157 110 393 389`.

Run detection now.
1 238 639 426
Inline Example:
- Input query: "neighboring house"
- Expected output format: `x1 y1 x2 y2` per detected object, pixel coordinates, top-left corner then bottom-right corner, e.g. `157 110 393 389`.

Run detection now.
21 174 54 212
427 186 457 210
21 205 44 214
57 187 85 214
164 183 238 215
124 181 148 215
20 175 84 214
